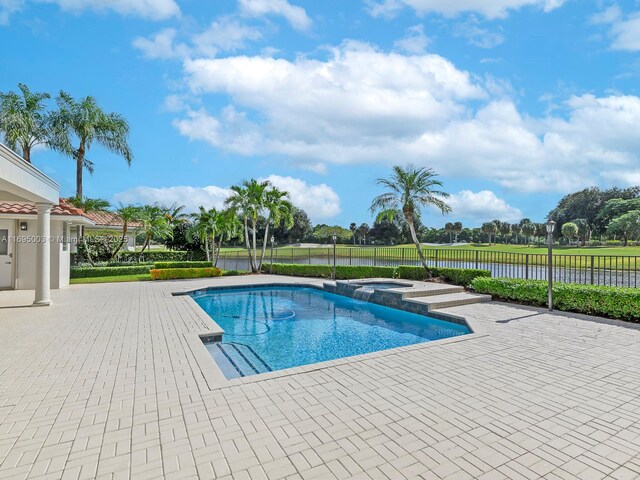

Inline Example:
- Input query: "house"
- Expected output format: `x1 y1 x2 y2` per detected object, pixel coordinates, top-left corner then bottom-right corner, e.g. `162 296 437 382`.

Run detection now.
0 143 93 304
81 209 141 251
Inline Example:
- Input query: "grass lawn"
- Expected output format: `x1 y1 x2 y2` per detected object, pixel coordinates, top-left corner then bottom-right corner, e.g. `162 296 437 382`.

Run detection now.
71 274 151 284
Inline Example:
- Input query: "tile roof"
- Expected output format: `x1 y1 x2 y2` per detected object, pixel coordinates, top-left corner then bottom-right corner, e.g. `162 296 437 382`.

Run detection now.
0 200 84 217
82 210 142 228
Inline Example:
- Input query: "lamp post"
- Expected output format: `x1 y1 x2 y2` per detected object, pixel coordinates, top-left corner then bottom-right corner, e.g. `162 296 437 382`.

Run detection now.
270 235 274 274
332 232 337 280
546 220 556 311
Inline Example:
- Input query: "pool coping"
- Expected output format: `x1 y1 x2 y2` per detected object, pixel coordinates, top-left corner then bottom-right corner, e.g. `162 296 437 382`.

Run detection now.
175 280 488 390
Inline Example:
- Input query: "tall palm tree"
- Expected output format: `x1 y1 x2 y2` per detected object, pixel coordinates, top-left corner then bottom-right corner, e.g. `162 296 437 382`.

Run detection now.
66 196 111 265
259 187 294 269
521 222 536 246
187 207 216 262
370 165 450 272
444 222 454 243
225 179 269 273
500 222 512 244
109 204 141 260
52 91 132 199
138 204 172 253
358 223 370 245
0 83 52 163
349 222 357 245
165 203 188 226
482 222 497 244
453 221 463 242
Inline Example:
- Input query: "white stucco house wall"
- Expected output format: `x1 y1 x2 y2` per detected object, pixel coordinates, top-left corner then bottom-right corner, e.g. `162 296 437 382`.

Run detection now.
0 143 93 304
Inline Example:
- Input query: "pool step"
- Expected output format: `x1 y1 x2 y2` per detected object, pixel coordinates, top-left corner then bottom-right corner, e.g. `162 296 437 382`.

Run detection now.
406 292 491 311
399 284 464 298
206 342 273 379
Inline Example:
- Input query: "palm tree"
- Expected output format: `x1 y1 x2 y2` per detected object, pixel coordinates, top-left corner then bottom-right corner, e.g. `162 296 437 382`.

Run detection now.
52 92 132 199
521 222 535 246
500 222 512 244
259 187 294 270
482 222 497 244
187 207 216 262
511 224 522 244
444 222 454 243
138 204 173 253
66 196 111 265
0 83 52 163
358 223 370 245
225 179 270 272
370 165 450 272
109 204 141 260
349 222 357 245
453 221 463 242
165 203 188 226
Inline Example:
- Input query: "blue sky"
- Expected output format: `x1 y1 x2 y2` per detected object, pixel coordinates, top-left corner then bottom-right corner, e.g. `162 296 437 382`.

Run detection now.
2 0 640 227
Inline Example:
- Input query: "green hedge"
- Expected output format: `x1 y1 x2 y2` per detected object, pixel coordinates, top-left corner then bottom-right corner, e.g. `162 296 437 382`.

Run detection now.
396 266 491 286
71 265 151 279
150 267 223 280
154 261 213 269
117 250 206 262
265 263 396 279
471 277 640 322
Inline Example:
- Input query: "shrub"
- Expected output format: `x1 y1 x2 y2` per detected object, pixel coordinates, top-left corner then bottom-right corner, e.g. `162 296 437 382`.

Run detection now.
71 265 151 279
471 277 640 322
266 263 396 279
222 270 245 277
396 265 491 286
154 261 213 269
150 267 223 281
117 250 206 263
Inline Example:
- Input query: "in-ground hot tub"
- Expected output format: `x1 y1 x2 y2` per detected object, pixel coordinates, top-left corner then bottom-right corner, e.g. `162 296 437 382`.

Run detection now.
350 280 414 290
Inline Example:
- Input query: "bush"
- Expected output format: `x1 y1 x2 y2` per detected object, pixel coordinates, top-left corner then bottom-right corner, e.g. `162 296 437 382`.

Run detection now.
396 266 491 286
71 265 151 279
150 267 223 281
266 263 396 279
222 270 245 277
117 250 206 263
154 261 213 269
471 277 640 322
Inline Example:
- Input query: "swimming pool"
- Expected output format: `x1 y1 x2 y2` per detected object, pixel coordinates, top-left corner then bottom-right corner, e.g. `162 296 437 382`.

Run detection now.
192 286 470 379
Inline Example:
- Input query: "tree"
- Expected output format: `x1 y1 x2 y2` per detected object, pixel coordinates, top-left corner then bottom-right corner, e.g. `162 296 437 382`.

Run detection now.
561 222 579 246
0 83 54 163
369 217 401 245
571 218 589 246
271 207 311 244
66 196 111 265
499 222 511 244
312 225 351 243
482 222 497 244
109 204 141 260
138 205 173 253
349 222 357 245
259 187 294 269
225 179 269 273
358 223 370 245
453 221 463 242
444 222 454 243
597 198 640 234
188 207 242 266
511 223 521 244
521 222 536 246
370 165 450 273
52 92 133 199
607 211 640 246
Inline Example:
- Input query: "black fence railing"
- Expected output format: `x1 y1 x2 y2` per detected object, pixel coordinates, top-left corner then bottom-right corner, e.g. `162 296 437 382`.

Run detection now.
216 247 640 288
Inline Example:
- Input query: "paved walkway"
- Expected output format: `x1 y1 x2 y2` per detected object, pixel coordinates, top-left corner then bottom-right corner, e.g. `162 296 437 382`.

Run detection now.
1 276 640 480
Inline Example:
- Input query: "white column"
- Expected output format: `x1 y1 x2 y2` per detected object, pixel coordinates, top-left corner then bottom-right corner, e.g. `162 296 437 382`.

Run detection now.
33 203 52 306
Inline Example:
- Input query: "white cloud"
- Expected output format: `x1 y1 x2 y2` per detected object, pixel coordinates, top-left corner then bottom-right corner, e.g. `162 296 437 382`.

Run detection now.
133 17 262 60
238 0 311 31
170 41 640 194
259 175 341 219
446 190 522 224
113 177 340 221
41 0 179 20
0 0 22 25
114 185 232 212
132 28 186 59
367 0 565 19
394 24 430 53
590 5 640 52
1 0 179 24
453 18 505 48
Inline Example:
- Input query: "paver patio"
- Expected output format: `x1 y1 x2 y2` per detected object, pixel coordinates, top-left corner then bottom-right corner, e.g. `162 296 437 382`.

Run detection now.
1 275 640 480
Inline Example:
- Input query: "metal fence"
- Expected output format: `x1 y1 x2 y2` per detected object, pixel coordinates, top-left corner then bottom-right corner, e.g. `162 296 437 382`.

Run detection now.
217 247 640 288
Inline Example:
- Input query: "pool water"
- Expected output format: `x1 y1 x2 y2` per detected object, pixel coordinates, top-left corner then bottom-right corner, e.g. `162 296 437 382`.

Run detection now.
192 286 469 378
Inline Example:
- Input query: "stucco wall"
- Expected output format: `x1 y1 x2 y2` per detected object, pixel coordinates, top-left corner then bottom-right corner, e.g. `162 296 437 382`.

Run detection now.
15 219 70 290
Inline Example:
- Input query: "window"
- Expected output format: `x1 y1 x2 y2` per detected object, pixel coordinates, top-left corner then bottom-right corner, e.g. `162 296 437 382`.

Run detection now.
0 229 8 256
